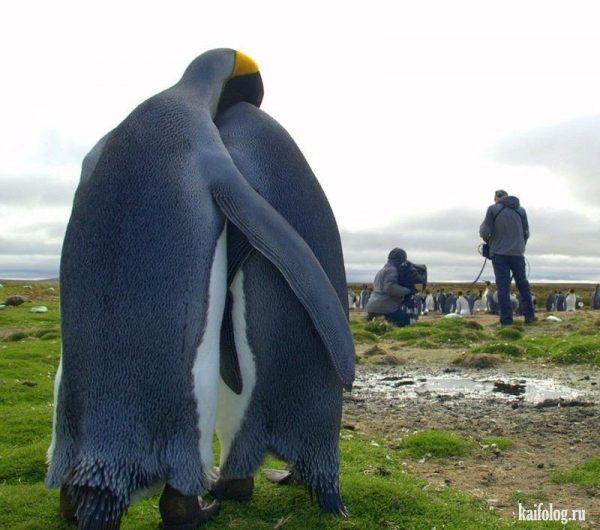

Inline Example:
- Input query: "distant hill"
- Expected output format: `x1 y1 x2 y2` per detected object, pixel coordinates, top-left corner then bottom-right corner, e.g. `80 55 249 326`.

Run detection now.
0 278 59 284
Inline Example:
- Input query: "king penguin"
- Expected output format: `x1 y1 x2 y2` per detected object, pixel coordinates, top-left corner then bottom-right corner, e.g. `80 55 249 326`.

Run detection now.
46 49 354 530
213 101 355 515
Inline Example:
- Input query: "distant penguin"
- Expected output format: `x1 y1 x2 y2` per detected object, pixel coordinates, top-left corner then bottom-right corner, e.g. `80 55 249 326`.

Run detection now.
593 286 600 310
212 101 354 515
46 49 354 530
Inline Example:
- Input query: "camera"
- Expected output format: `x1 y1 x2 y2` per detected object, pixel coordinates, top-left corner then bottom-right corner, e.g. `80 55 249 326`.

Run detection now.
397 261 428 289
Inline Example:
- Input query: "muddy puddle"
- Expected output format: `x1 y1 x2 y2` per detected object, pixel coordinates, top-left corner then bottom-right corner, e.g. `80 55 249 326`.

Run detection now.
350 367 592 406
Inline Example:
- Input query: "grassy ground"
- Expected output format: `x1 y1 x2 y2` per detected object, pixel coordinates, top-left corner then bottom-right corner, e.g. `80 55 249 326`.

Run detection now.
351 308 600 367
0 282 595 529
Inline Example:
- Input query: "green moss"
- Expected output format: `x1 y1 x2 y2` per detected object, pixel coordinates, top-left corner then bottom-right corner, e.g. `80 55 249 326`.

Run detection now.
481 436 514 450
552 456 600 488
551 339 600 365
471 343 524 357
495 327 523 340
397 430 473 459
352 329 379 343
384 326 436 341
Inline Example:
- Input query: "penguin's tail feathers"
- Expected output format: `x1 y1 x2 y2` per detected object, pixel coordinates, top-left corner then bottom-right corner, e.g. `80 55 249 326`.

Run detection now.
314 486 349 517
69 485 125 530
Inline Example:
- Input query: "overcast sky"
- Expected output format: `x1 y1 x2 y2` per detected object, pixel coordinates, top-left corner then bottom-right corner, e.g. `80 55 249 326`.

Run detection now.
1 0 599 283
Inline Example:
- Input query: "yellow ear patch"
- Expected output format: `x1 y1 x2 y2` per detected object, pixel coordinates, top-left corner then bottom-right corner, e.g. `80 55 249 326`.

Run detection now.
233 51 259 77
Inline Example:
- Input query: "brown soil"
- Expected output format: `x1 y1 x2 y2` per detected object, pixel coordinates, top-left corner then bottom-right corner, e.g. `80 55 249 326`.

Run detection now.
343 310 600 528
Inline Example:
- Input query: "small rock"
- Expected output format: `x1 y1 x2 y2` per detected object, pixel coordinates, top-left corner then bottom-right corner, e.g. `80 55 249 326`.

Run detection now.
375 467 391 476
30 306 48 313
394 380 415 387
537 463 544 469
4 295 29 306
21 380 37 387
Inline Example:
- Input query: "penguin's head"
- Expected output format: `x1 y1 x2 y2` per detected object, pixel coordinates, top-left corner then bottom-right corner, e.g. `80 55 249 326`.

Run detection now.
181 49 264 115
218 50 264 112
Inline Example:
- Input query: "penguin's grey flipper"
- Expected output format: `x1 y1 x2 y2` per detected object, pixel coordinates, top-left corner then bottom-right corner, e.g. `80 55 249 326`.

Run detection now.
226 224 255 286
211 177 355 386
220 224 255 394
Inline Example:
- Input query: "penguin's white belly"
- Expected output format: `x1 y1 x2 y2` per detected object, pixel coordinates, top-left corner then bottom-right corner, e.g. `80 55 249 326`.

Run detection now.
192 226 228 477
216 269 257 466
46 354 63 464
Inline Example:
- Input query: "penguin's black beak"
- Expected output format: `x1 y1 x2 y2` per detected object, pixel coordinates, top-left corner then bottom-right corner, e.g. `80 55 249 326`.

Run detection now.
218 71 264 112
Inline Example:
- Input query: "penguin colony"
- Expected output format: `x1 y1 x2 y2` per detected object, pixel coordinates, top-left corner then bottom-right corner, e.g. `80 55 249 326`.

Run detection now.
46 49 355 529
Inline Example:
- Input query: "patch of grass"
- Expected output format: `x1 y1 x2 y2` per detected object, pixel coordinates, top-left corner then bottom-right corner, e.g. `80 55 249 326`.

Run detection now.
4 331 30 342
550 338 600 366
495 327 523 340
471 343 524 357
352 329 379 343
481 436 514 450
384 325 436 341
552 456 600 488
363 319 393 335
396 430 473 459
509 488 550 506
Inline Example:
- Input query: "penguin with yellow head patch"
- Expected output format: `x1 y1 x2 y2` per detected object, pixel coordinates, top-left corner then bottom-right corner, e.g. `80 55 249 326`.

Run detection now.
47 48 354 529
213 90 354 515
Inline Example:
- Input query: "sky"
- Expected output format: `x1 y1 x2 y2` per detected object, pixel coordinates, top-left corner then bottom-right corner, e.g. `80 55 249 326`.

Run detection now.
1 0 600 283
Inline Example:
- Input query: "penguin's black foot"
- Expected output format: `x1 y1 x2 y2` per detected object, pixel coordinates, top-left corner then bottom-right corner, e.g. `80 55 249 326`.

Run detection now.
211 476 254 502
59 486 77 524
263 468 304 486
159 484 220 530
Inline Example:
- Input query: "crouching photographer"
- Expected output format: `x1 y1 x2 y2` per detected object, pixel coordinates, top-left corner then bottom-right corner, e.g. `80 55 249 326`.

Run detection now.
366 248 427 327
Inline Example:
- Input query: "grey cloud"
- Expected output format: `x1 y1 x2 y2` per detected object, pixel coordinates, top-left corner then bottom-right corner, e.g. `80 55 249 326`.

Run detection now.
36 130 90 168
0 174 77 207
1 206 598 282
0 221 66 278
492 115 600 205
0 254 60 280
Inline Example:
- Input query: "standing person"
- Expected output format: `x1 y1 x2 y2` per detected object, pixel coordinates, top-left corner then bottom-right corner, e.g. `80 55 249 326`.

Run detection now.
479 189 536 325
365 248 414 327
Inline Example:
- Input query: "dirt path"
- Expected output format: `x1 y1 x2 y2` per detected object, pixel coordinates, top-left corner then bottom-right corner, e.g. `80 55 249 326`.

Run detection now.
343 312 600 528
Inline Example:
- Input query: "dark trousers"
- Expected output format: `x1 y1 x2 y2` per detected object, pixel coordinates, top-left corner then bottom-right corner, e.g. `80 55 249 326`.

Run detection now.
368 308 410 327
491 254 535 325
